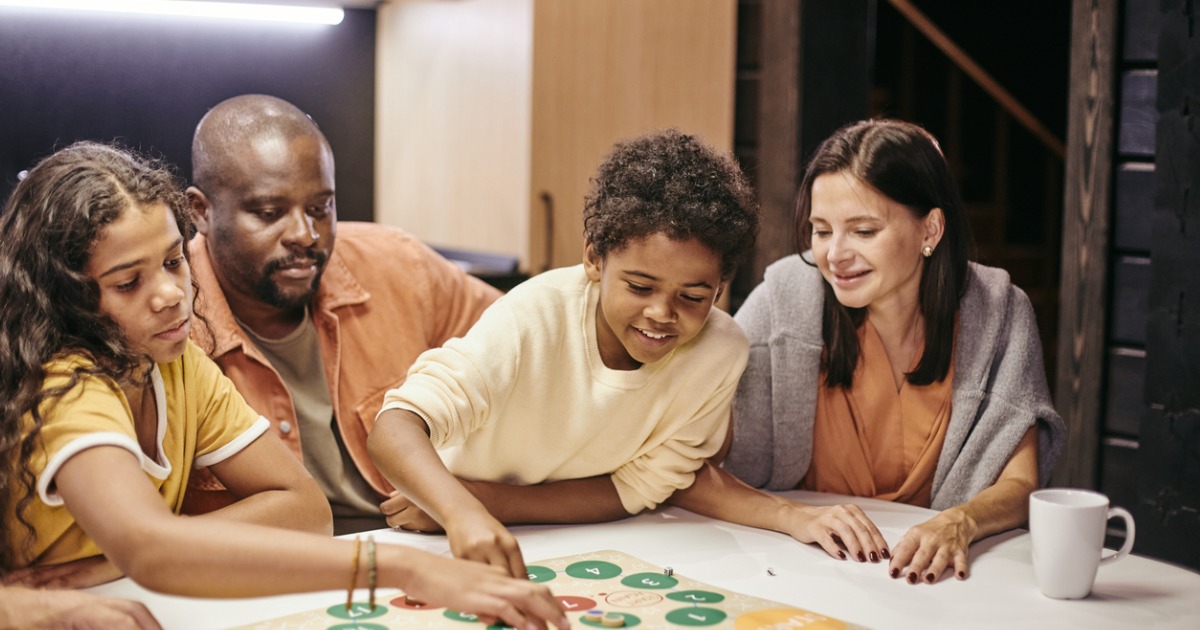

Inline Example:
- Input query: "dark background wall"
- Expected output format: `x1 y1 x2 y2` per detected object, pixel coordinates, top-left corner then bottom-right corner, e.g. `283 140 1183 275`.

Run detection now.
0 7 376 222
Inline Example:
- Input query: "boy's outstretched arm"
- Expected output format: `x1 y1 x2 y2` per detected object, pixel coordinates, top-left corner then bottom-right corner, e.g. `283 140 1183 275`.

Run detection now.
668 462 890 564
368 408 527 579
383 476 630 529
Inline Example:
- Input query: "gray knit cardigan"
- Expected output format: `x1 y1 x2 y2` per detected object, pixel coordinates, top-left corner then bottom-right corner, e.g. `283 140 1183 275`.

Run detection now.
723 255 1067 511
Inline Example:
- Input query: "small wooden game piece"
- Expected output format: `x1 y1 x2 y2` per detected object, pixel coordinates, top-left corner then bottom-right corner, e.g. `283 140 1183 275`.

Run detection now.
664 566 674 576
601 612 626 627
582 609 604 623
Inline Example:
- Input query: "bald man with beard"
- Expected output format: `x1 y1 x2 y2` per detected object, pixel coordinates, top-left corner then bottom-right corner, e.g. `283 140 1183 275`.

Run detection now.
184 94 501 534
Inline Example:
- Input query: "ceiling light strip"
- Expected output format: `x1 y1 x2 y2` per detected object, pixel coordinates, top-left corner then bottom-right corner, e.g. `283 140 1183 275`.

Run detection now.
0 0 344 25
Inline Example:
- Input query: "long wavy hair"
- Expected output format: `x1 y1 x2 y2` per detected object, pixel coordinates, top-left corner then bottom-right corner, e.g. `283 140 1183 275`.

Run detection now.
0 142 193 574
794 119 975 388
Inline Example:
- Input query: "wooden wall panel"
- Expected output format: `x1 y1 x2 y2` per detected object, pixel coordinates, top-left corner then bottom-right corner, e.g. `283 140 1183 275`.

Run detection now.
1110 255 1152 345
1131 0 1200 571
1055 0 1119 487
1117 70 1158 157
375 0 534 263
529 0 737 271
1113 162 1156 251
1103 347 1145 436
1121 0 1162 63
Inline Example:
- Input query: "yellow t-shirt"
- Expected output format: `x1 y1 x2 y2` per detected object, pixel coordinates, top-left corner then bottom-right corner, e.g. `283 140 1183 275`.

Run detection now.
8 340 267 567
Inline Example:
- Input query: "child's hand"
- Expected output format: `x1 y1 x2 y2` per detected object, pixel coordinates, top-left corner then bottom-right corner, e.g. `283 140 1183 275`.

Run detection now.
400 551 568 630
381 490 443 532
3 554 124 589
444 506 527 580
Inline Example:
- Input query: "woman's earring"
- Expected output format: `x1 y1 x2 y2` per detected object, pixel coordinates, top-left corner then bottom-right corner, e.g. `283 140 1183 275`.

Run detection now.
921 245 934 258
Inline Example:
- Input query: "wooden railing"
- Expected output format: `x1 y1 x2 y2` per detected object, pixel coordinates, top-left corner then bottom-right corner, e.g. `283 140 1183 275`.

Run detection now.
885 0 1066 158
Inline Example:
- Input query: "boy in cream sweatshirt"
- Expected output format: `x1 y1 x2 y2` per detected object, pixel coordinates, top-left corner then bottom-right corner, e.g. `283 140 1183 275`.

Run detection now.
368 130 759 578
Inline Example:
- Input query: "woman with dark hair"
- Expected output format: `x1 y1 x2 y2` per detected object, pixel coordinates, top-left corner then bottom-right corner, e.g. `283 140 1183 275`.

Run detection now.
0 142 567 630
679 119 1065 584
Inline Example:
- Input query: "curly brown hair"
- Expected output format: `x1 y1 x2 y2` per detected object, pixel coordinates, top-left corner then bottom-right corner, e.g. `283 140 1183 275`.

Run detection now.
583 129 759 279
0 142 194 574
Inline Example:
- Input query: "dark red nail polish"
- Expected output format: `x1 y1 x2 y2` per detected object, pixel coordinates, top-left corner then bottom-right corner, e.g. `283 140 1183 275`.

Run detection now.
907 572 918 584
881 549 891 560
890 568 900 578
856 551 866 562
957 571 966 580
925 573 935 583
837 550 846 560
869 552 878 562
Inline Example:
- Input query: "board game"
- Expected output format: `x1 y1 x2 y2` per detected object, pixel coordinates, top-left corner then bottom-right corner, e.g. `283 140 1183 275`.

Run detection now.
235 550 857 629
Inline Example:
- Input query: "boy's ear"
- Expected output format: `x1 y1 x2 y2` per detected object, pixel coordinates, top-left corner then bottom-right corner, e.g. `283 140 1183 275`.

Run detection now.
583 241 603 282
187 186 213 235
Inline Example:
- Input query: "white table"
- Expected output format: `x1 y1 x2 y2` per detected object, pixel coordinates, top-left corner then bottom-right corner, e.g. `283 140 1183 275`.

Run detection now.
86 491 1200 629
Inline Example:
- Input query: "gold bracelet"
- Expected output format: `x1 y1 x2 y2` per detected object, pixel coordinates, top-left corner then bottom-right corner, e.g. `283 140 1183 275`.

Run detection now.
367 535 377 611
346 536 361 611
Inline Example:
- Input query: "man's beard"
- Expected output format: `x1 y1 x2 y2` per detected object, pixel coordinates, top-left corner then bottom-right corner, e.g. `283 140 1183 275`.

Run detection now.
254 250 329 311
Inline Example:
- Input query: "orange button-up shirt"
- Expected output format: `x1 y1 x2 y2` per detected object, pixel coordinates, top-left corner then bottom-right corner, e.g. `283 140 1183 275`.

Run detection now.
183 223 501 512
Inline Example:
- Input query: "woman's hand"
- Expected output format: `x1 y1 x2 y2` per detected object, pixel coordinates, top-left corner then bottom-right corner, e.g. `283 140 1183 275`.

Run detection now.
888 508 977 583
3 555 124 589
399 552 568 630
780 502 891 563
886 426 1039 584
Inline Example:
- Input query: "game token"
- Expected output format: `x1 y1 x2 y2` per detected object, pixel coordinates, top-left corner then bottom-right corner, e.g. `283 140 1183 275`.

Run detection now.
582 609 604 622
601 611 626 627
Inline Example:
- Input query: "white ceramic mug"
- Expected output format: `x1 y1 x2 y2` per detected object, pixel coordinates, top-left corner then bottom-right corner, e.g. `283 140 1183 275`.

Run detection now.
1029 488 1136 599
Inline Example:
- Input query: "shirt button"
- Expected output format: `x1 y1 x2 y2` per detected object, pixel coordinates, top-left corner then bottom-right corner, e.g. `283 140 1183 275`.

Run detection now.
279 421 293 434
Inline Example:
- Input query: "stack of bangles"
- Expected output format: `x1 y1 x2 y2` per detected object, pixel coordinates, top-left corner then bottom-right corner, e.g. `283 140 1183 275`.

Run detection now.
346 535 378 611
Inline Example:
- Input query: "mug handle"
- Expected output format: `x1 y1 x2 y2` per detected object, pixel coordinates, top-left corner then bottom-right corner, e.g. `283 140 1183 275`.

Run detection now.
1099 506 1136 565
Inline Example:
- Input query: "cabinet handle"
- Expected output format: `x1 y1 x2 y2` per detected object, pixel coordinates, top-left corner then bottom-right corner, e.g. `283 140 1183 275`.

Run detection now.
540 191 554 273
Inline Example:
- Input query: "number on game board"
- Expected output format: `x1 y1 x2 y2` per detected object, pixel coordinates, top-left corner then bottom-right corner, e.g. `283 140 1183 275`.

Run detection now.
587 568 600 575
641 578 660 586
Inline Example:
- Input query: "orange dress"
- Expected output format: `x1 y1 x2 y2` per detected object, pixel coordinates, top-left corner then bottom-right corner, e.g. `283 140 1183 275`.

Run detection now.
800 319 954 508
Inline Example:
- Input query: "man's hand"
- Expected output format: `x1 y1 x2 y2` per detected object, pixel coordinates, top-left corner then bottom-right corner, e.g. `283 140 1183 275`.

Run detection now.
381 490 443 532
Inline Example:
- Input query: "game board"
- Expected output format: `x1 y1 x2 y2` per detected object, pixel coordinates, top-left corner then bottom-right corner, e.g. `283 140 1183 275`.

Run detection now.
235 550 859 629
